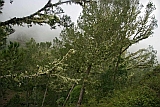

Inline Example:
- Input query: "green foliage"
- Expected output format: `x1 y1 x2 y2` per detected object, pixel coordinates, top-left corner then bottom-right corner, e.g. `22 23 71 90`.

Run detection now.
0 26 7 49
56 0 158 106
1 41 21 71
69 85 81 104
56 97 65 106
140 66 160 94
0 0 159 107
105 86 160 107
4 94 25 107
154 64 160 71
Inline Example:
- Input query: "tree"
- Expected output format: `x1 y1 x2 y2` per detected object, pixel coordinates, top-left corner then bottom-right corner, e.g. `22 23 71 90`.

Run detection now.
0 0 95 49
0 0 158 106
0 0 95 27
0 38 79 106
57 0 157 106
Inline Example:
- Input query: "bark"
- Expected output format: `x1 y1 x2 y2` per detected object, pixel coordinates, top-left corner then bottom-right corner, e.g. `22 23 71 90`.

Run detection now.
76 65 91 107
77 81 85 107
0 0 52 26
63 83 76 107
41 87 48 107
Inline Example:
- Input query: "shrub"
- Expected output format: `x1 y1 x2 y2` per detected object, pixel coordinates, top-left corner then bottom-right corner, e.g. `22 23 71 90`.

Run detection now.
108 86 160 107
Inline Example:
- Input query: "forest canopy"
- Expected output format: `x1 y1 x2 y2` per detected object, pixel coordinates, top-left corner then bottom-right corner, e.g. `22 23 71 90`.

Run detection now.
0 0 160 107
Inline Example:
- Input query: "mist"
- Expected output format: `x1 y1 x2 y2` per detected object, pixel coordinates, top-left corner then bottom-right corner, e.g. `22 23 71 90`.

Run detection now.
0 0 159 62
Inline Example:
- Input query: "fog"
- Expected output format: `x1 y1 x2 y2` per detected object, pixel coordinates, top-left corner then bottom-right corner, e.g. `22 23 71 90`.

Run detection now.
0 0 159 62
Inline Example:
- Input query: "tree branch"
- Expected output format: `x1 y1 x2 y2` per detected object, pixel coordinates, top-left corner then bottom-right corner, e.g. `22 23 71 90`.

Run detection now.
0 0 85 27
0 0 52 26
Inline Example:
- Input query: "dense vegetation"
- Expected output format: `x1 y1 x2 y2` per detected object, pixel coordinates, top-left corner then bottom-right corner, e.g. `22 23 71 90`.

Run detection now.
0 0 160 107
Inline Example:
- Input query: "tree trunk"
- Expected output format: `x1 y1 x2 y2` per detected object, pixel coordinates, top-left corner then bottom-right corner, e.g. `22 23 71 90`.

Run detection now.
63 83 76 107
41 87 48 107
113 48 123 82
76 81 85 107
76 65 91 107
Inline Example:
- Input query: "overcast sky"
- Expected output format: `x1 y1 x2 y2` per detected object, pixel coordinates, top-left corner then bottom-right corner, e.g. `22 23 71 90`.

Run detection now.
0 0 159 62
